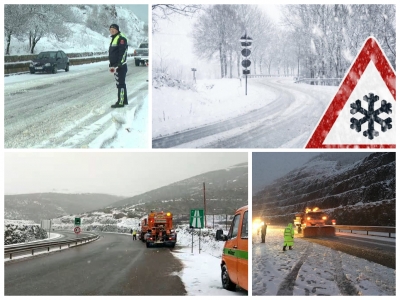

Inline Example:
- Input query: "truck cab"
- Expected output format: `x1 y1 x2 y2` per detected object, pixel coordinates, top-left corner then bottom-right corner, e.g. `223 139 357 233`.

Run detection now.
217 205 248 291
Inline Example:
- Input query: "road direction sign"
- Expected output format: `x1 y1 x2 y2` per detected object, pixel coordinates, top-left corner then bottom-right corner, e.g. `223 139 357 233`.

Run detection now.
74 226 81 234
306 37 396 148
190 209 204 228
75 218 81 226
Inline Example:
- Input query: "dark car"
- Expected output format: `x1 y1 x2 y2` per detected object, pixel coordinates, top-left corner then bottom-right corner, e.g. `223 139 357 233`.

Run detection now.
29 50 70 74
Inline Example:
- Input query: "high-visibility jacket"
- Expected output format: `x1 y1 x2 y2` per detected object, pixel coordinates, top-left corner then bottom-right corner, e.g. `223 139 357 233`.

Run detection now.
133 230 137 235
283 223 294 246
109 32 128 67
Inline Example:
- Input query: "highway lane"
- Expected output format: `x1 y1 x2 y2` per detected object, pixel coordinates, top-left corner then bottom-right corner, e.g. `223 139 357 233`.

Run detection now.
4 61 148 148
5 232 186 295
301 232 395 269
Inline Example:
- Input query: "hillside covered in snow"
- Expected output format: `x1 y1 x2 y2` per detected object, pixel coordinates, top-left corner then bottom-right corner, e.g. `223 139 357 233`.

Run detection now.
253 152 395 226
5 5 147 55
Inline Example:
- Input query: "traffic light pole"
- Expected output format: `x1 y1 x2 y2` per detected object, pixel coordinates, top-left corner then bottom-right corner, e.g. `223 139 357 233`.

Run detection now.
246 75 247 96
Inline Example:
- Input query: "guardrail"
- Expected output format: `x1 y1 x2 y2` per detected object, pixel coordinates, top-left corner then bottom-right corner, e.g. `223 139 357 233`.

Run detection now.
294 77 342 86
334 225 395 238
4 233 99 259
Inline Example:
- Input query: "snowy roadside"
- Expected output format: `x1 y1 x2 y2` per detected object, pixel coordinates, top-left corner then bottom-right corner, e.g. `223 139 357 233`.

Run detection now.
252 226 395 296
152 78 277 138
172 228 247 296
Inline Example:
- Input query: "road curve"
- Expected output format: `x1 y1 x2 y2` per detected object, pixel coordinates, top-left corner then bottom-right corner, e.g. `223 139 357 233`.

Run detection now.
5 232 186 295
152 78 332 148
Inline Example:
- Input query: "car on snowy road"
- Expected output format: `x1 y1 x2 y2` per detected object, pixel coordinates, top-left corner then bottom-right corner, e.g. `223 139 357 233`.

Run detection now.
29 50 70 74
133 42 148 66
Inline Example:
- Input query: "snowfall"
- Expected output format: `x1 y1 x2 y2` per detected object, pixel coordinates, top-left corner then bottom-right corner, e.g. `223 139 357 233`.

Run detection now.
252 225 396 296
152 75 338 148
4 6 148 149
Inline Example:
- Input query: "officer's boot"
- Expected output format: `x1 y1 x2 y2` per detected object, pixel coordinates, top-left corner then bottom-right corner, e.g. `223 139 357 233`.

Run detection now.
283 246 286 251
111 87 125 108
123 84 128 105
289 246 293 250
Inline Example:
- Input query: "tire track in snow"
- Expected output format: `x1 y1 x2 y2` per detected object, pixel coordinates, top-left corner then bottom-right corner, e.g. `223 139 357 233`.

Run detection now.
332 251 360 295
276 243 312 295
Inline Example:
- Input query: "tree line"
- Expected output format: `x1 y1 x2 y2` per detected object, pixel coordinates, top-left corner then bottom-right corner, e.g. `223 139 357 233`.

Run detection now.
4 4 143 55
191 4 395 79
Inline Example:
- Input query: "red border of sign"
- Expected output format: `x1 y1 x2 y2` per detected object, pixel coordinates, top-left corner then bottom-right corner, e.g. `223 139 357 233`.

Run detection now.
306 37 396 148
74 226 81 234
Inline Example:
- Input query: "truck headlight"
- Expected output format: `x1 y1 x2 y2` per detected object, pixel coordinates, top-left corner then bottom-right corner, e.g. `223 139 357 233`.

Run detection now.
45 63 51 67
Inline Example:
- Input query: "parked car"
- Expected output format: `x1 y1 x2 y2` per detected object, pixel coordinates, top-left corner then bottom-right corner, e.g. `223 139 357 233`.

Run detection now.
29 50 70 74
217 205 248 292
133 43 149 66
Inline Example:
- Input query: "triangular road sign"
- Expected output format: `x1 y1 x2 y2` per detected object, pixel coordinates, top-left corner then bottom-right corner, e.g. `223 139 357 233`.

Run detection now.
306 37 396 148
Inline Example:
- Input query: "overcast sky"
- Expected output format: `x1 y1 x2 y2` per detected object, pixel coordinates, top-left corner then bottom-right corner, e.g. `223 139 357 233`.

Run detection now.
120 4 148 25
4 152 247 197
252 152 319 193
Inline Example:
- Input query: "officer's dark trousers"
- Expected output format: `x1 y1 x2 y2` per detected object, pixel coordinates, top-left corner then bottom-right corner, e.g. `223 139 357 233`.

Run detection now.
114 65 128 105
261 234 265 243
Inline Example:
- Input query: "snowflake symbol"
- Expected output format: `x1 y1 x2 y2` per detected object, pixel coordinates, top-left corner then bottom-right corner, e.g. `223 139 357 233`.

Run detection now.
350 93 392 140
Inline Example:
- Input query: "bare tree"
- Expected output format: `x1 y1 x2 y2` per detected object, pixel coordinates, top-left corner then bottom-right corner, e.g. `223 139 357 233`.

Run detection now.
152 4 203 33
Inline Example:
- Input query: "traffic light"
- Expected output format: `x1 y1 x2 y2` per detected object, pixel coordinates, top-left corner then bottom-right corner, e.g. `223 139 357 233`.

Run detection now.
240 33 252 75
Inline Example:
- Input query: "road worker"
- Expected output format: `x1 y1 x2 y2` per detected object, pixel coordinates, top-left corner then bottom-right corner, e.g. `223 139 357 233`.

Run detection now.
260 222 267 243
283 223 294 251
132 228 137 240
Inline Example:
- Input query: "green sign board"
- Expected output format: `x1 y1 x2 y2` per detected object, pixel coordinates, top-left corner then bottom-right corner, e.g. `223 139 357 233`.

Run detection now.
75 218 81 226
190 209 204 228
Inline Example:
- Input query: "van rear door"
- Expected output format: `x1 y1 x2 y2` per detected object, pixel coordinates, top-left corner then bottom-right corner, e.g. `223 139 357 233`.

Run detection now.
224 213 241 285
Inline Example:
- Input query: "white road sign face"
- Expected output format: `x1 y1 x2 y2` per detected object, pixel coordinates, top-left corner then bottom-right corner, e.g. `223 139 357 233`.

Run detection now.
323 61 395 145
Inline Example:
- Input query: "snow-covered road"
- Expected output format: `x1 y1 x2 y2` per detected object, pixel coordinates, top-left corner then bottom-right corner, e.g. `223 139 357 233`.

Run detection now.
252 226 395 296
4 60 148 148
152 77 338 148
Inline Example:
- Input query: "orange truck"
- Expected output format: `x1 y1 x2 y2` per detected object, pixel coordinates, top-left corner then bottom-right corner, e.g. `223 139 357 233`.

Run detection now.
140 211 177 248
217 205 248 292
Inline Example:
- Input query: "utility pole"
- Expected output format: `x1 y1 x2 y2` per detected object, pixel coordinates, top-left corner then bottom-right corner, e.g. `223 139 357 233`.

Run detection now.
203 182 206 228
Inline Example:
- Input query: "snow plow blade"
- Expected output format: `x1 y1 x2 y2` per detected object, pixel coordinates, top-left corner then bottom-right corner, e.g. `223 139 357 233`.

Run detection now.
303 226 335 237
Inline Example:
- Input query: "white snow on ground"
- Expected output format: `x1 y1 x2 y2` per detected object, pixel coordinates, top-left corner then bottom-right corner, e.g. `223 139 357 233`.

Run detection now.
5 60 148 148
153 76 338 147
172 227 247 296
252 226 395 296
4 232 62 248
153 78 277 137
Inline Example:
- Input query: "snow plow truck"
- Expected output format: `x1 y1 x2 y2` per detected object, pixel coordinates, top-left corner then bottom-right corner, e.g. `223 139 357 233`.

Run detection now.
140 211 177 248
294 207 335 237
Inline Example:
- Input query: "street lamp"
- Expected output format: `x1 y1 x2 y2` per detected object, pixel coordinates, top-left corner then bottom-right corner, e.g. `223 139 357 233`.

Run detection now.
191 68 197 83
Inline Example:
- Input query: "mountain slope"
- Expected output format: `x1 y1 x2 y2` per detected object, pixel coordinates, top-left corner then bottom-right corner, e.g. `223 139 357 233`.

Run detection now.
107 162 248 214
253 152 395 226
4 193 125 222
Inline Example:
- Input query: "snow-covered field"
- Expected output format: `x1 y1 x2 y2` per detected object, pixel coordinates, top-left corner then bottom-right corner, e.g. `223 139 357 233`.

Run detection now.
252 225 395 296
152 76 338 147
172 227 247 296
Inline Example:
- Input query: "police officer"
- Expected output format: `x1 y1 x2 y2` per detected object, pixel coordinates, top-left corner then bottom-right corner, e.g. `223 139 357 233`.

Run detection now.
283 223 294 251
132 228 137 240
109 24 128 108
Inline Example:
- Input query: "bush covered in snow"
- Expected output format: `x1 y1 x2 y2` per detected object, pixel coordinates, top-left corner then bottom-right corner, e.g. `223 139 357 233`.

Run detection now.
153 72 195 90
4 223 48 245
